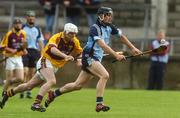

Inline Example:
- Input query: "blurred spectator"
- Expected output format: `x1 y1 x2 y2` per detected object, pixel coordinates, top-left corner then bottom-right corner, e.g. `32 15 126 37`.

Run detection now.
43 31 51 46
147 30 170 90
64 0 81 26
39 0 58 33
78 0 101 26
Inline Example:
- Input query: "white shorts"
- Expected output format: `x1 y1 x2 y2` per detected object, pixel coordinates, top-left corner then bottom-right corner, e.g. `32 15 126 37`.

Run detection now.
36 57 58 80
6 56 23 70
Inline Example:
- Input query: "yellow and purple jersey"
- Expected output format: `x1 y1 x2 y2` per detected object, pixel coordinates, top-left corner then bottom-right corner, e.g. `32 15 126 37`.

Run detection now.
42 32 83 68
1 28 26 57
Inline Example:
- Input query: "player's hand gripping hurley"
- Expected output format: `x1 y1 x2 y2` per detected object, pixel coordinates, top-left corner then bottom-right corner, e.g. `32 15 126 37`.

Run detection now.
112 45 167 63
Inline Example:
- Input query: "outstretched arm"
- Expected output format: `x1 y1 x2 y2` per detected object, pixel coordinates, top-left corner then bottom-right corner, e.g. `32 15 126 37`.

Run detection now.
50 46 74 61
120 34 142 55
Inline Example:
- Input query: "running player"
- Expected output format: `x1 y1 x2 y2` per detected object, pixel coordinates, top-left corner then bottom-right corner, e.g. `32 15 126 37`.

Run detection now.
44 7 142 112
0 23 83 111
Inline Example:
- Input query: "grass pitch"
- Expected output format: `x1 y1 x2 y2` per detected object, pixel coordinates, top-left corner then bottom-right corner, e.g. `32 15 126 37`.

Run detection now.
0 88 180 118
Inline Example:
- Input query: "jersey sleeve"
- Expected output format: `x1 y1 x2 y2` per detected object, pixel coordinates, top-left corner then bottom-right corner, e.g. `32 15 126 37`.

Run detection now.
89 25 102 41
47 33 60 47
21 30 27 43
0 31 11 47
36 27 44 42
110 24 122 38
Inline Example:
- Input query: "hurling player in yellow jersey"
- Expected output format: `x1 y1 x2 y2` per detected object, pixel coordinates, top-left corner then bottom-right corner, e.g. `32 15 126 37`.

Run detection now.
0 23 83 111
0 18 27 105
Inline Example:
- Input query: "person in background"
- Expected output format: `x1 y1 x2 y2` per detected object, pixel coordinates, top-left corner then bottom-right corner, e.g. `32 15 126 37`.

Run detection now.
78 0 101 27
64 0 81 26
43 31 52 46
0 18 27 109
147 30 170 90
20 10 44 99
39 0 58 33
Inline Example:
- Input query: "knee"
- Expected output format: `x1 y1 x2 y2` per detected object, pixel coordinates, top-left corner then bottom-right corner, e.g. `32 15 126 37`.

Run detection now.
49 79 56 86
101 73 109 80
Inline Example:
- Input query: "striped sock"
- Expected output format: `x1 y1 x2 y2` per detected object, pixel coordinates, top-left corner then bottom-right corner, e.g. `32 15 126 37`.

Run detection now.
34 95 43 105
96 97 103 104
54 89 62 97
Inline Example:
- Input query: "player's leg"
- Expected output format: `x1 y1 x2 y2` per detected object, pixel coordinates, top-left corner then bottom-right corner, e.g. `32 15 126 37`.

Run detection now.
13 73 44 94
2 57 16 95
3 70 13 94
87 60 110 112
21 53 29 99
0 57 22 109
44 70 92 108
0 73 43 109
156 63 166 90
26 67 36 98
31 67 56 112
26 49 40 98
12 57 24 87
147 62 156 90
0 70 13 109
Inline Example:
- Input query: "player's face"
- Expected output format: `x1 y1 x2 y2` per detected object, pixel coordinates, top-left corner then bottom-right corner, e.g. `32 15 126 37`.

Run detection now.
157 32 165 41
103 13 113 24
26 15 35 25
14 23 22 31
65 32 77 41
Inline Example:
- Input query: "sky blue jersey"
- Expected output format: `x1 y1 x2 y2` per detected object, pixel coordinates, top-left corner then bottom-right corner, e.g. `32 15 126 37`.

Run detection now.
23 24 44 50
83 21 122 62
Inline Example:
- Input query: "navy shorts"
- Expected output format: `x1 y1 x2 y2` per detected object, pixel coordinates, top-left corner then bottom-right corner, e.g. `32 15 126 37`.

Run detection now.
22 48 41 68
81 50 99 74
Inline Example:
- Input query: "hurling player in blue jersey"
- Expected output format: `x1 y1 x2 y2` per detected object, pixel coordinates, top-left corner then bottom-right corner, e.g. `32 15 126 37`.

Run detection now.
44 7 142 112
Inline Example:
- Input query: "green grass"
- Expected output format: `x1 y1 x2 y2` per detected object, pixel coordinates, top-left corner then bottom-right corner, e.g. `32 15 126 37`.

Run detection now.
0 88 180 118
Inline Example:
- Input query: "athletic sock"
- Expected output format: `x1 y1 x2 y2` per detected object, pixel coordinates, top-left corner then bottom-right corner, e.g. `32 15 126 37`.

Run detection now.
54 89 62 97
34 95 43 105
96 97 103 104
26 91 32 97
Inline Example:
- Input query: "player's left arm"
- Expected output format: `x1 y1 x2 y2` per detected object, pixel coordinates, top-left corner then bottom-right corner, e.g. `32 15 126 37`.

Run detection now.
120 35 142 55
110 24 142 55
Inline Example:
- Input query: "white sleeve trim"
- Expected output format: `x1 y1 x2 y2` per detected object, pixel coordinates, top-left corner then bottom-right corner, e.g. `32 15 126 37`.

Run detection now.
94 36 102 41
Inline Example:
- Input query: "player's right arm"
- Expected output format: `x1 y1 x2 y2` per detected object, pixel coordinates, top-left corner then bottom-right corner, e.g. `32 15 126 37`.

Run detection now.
1 31 17 54
50 46 74 61
47 33 74 61
96 39 125 61
90 25 125 61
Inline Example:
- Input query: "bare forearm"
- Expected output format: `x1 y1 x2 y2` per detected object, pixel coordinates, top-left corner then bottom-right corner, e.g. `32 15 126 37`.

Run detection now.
39 41 44 54
97 40 117 58
120 35 136 49
50 47 67 58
